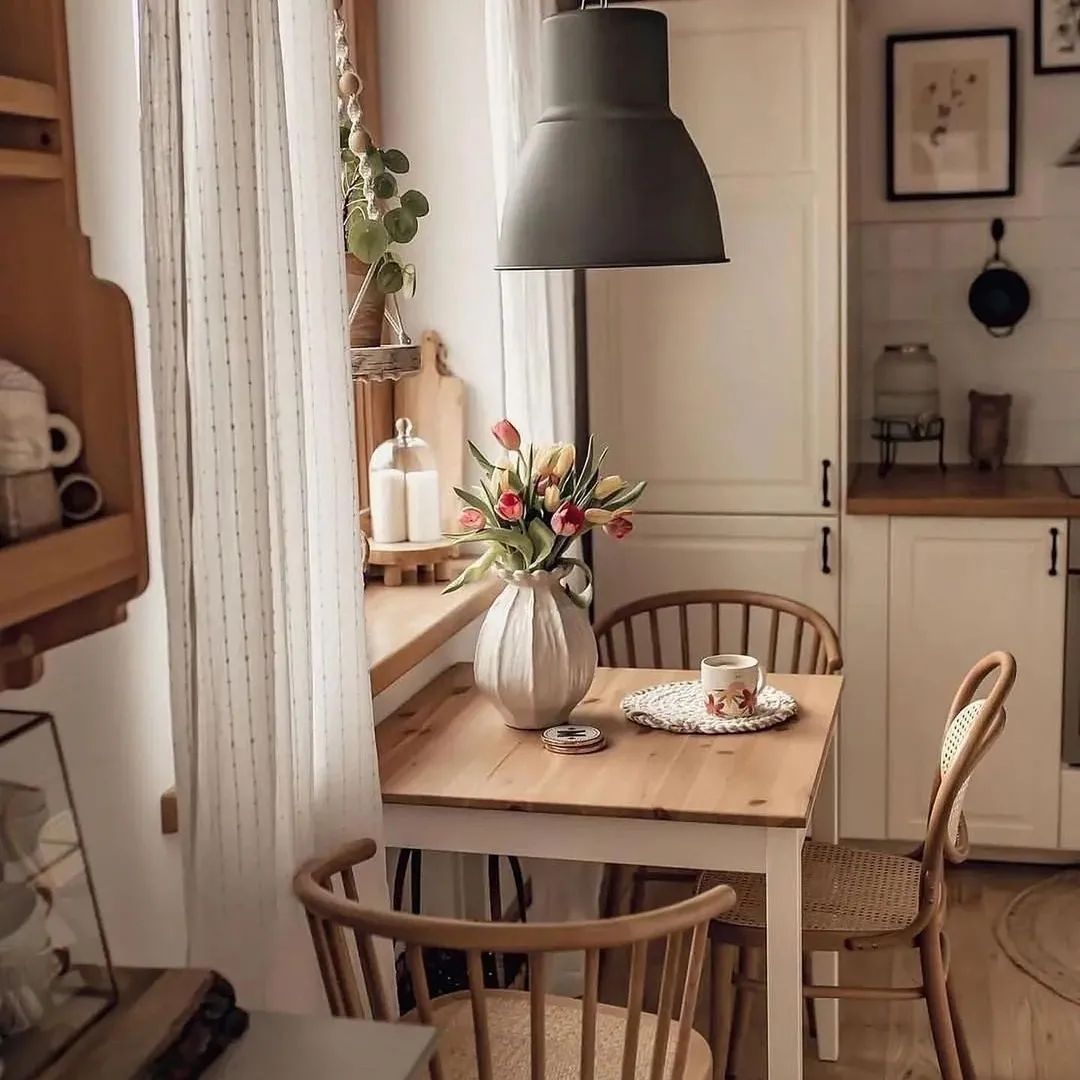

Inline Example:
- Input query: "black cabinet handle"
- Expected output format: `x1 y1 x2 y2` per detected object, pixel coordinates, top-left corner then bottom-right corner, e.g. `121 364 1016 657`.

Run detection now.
821 526 832 575
821 459 832 509
1050 527 1060 577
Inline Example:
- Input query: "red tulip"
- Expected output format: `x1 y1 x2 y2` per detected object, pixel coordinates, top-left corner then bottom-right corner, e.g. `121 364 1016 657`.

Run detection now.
604 514 633 540
496 491 525 521
551 501 585 537
458 507 485 531
491 418 522 452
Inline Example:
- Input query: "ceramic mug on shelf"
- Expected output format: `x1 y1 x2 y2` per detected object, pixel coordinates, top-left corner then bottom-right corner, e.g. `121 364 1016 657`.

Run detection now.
0 882 58 1036
0 359 82 478
701 654 764 719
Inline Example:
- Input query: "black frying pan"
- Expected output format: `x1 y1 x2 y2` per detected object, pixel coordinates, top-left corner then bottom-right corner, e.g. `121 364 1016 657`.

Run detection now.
968 218 1030 338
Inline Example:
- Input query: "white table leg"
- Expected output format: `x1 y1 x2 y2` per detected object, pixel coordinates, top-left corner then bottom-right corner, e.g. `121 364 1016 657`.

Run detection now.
766 827 804 1080
810 738 840 1061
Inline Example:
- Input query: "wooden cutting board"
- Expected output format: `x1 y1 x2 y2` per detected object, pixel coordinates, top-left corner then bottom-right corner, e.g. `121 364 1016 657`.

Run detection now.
392 330 465 532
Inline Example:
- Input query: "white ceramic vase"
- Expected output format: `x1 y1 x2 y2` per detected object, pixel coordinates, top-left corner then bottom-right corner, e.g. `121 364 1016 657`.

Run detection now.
475 567 598 730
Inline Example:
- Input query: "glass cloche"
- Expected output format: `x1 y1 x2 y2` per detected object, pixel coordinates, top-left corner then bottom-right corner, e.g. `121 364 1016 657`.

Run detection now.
873 343 941 431
368 417 442 544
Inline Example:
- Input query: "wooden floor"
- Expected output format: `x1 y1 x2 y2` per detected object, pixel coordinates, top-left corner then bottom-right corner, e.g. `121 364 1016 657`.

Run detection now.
620 862 1080 1080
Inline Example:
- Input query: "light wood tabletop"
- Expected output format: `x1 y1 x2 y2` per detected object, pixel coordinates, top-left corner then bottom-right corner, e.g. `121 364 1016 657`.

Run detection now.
376 663 844 828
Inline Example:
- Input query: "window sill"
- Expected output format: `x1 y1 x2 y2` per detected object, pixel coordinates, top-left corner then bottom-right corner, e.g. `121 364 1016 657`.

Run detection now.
159 562 499 835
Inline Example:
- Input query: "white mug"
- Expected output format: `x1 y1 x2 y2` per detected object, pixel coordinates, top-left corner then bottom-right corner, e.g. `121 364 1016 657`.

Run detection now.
0 359 82 477
701 654 765 719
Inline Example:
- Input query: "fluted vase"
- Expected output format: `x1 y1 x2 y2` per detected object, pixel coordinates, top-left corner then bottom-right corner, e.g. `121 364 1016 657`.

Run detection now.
474 567 598 730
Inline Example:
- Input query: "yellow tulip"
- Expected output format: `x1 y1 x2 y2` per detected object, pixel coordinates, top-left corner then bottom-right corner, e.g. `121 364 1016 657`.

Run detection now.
532 444 559 476
543 483 561 512
552 444 576 480
585 508 614 525
491 466 508 493
594 475 625 501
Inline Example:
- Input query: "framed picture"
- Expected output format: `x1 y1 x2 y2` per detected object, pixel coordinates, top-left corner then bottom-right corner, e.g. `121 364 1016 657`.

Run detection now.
887 29 1017 201
1035 0 1080 73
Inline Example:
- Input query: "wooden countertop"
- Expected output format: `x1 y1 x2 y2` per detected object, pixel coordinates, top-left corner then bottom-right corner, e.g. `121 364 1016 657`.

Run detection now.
377 664 844 828
161 563 499 834
847 464 1080 517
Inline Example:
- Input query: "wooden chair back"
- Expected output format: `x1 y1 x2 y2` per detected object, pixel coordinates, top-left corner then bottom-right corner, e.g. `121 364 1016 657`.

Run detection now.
593 590 842 674
295 838 737 1080
922 650 1016 881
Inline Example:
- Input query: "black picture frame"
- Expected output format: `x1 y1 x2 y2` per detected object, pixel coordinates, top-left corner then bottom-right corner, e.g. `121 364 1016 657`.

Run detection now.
1035 0 1080 74
886 28 1018 202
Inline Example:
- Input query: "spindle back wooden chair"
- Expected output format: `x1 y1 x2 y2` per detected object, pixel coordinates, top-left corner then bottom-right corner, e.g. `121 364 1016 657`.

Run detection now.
703 651 1016 1080
593 590 842 914
295 838 738 1080
593 590 842 676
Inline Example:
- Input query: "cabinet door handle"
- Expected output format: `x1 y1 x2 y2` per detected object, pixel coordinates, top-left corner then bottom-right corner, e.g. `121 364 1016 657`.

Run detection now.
821 459 832 509
1050 527 1060 577
821 526 832 575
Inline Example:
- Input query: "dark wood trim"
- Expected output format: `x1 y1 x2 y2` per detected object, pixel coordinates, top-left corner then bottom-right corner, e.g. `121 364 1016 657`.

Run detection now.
886 29 1018 202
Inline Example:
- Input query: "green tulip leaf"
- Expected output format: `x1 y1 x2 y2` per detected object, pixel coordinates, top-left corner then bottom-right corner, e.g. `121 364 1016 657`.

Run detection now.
442 547 497 594
381 148 410 173
371 172 397 199
400 189 430 218
375 258 404 294
384 207 418 244
347 217 388 264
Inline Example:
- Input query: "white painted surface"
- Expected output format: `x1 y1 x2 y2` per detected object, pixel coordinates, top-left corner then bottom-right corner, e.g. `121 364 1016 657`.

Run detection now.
377 0 505 457
594 514 840 657
839 515 889 839
850 0 1080 464
765 828 806 1080
0 0 186 966
1060 767 1080 851
588 0 841 516
887 517 1066 849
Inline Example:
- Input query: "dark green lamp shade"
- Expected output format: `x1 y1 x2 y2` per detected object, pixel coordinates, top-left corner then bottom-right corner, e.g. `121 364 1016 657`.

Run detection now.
496 7 728 271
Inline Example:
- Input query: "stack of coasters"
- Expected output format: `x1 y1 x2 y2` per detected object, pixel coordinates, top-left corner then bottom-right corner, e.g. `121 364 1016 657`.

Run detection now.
541 725 606 755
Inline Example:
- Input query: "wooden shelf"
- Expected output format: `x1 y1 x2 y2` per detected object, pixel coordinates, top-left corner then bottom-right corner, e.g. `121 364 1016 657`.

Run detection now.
0 514 138 631
0 147 63 180
0 74 59 119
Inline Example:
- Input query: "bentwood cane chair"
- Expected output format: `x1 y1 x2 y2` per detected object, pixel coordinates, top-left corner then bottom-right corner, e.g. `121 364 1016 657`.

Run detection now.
700 650 1016 1080
593 590 843 915
295 838 738 1080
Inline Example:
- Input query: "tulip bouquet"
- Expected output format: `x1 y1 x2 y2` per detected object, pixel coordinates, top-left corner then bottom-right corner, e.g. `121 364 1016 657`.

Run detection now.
443 418 645 607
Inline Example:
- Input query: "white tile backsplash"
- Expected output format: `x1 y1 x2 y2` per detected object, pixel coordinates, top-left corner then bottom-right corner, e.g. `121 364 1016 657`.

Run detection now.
885 271 939 322
887 223 937 270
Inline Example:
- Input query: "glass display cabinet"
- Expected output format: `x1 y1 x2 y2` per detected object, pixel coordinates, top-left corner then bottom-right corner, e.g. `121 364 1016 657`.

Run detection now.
0 708 115 1078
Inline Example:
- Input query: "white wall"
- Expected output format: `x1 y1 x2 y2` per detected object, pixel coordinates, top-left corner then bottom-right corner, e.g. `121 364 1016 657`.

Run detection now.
0 0 186 967
377 0 506 452
851 0 1080 464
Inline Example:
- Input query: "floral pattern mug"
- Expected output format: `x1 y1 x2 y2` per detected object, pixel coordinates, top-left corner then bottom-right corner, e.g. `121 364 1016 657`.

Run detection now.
701 654 765 719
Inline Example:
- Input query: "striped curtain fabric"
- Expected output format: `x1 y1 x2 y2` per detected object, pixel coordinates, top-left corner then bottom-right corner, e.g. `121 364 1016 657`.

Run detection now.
138 0 384 1009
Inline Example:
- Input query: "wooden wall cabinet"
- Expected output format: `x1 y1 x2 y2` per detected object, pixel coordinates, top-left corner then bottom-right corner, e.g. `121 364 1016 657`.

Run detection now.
0 2 147 689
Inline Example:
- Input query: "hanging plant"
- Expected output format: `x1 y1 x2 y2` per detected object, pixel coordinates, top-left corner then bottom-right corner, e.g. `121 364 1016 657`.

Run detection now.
335 17 429 311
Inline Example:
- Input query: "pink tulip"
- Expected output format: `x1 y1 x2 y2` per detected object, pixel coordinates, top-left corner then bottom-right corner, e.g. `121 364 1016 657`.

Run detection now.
458 507 485 531
551 501 585 537
491 418 522 452
496 491 525 521
604 514 633 540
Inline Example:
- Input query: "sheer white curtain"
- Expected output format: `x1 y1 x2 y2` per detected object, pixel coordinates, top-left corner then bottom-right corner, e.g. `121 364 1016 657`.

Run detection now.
139 0 384 1010
484 0 576 447
484 0 599 995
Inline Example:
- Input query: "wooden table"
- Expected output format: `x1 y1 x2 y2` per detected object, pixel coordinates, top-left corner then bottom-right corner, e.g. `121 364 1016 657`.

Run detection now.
377 663 845 1079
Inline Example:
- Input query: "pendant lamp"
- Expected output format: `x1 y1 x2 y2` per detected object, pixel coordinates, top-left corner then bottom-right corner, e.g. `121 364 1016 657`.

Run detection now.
496 3 728 271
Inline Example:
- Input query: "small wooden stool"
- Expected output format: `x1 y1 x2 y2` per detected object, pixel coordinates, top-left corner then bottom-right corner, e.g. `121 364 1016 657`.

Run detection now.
366 540 456 587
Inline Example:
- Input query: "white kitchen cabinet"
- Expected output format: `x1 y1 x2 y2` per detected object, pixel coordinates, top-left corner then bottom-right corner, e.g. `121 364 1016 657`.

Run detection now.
887 517 1066 850
593 514 839 666
588 0 841 515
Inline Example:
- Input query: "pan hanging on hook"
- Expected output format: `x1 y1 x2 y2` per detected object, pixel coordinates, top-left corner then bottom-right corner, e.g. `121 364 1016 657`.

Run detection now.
968 218 1030 338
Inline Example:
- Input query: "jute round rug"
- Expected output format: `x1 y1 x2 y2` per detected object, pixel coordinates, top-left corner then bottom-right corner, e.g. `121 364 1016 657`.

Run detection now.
996 869 1080 1005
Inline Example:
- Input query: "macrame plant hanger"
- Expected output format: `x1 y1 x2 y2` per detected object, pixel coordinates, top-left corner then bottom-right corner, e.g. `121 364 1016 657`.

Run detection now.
334 9 421 382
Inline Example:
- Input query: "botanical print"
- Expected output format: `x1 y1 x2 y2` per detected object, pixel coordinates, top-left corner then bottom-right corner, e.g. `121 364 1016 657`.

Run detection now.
1039 0 1080 71
706 682 758 719
910 60 989 181
1050 0 1080 56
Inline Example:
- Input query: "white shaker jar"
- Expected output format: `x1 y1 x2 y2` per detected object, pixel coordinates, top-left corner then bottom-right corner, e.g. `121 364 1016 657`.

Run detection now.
368 418 442 544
